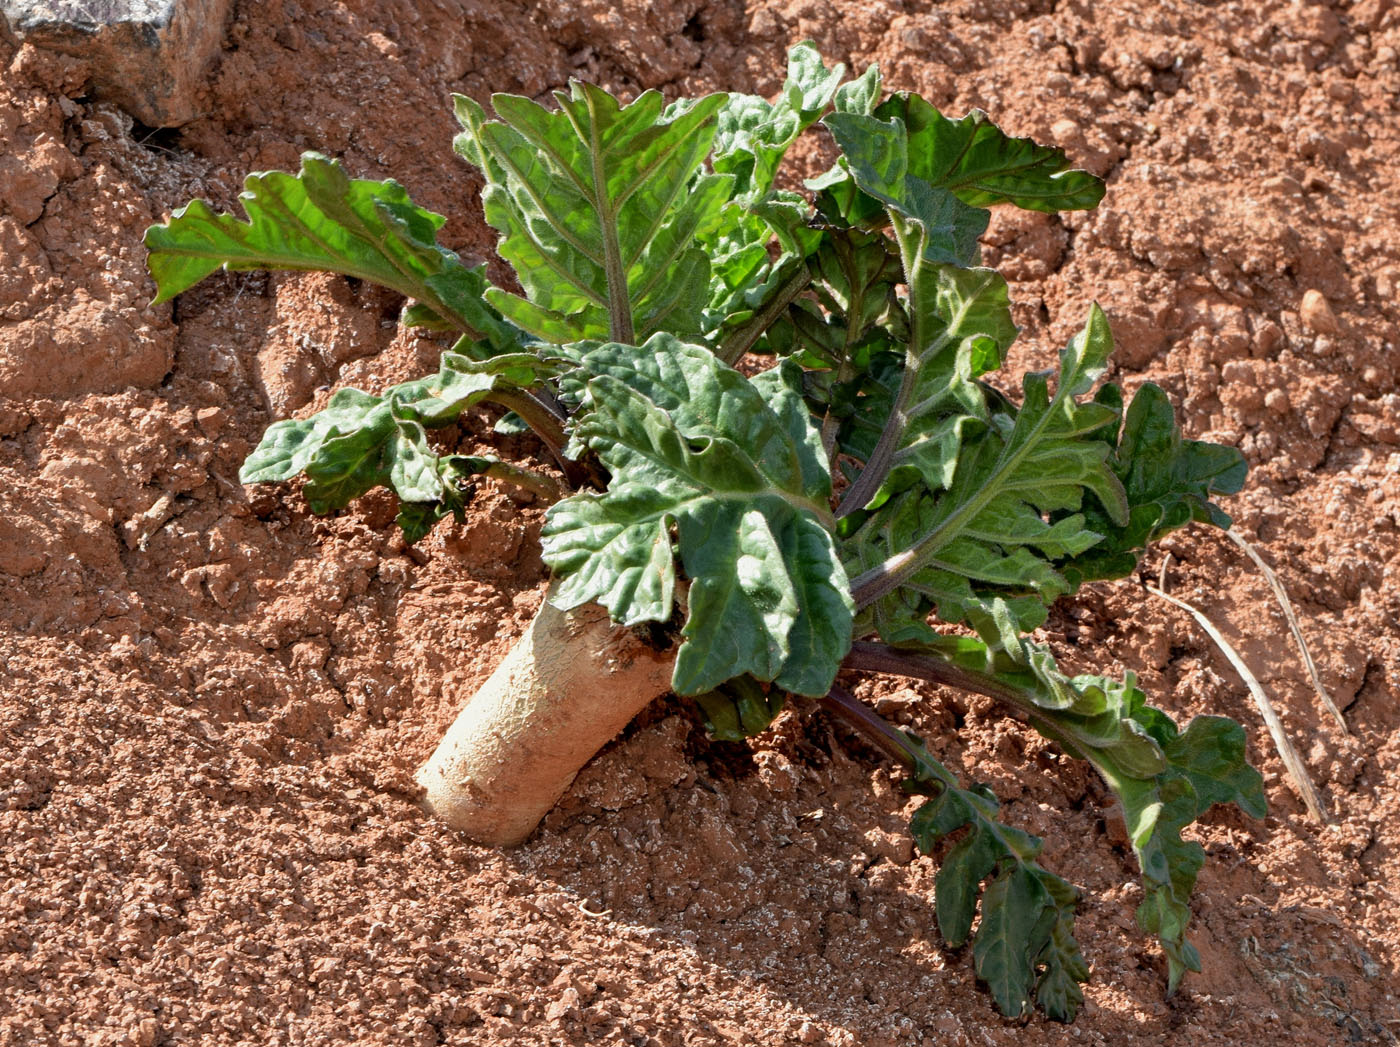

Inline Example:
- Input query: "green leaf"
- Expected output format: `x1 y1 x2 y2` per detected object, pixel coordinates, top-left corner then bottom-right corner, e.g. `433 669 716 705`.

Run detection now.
240 351 551 537
541 335 851 696
936 821 1004 947
825 109 990 268
974 863 1056 1018
1033 875 1090 1021
865 634 1170 779
838 261 1017 514
455 86 731 345
856 632 1260 1002
849 306 1126 651
1059 382 1248 586
833 63 882 116
395 454 498 544
695 675 785 741
701 43 847 346
1090 714 1265 992
144 152 514 349
712 42 843 201
1165 716 1267 820
872 93 1105 212
904 746 1083 1020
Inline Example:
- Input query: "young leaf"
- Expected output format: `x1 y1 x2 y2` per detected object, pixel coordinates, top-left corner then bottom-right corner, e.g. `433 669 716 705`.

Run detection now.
702 43 851 347
836 260 1018 514
541 336 852 696
711 42 844 200
694 675 785 741
833 63 882 116
144 153 514 349
454 87 731 345
824 106 990 268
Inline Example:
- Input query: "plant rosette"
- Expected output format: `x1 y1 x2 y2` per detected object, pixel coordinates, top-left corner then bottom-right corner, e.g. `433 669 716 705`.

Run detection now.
145 44 1264 1021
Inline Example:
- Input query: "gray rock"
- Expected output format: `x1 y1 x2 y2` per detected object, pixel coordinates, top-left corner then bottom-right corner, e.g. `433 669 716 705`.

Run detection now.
1 0 232 126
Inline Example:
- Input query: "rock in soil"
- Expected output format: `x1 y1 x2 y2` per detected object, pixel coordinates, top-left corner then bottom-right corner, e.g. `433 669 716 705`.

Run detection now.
1 0 232 125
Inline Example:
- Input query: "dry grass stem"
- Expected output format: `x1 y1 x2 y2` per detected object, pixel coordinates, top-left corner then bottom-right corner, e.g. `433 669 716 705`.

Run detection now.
1148 561 1330 824
1224 528 1349 734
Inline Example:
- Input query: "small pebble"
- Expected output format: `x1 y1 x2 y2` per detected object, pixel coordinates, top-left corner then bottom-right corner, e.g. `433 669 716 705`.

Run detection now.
1300 289 1340 334
1265 388 1291 415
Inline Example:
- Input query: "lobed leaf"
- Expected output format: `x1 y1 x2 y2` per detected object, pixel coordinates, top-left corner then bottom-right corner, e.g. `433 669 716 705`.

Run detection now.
1057 382 1248 586
870 94 1106 213
240 351 553 537
825 106 989 268
836 260 1018 514
455 86 731 345
848 306 1126 652
867 632 1263 995
1108 715 1266 991
144 153 514 350
904 745 1086 1020
711 42 844 201
542 336 852 696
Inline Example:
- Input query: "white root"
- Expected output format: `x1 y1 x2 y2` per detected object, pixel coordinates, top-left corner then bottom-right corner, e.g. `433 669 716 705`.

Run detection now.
416 590 676 846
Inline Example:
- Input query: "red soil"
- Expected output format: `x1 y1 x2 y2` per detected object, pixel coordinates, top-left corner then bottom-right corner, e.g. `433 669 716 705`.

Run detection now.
1 2 1398 1044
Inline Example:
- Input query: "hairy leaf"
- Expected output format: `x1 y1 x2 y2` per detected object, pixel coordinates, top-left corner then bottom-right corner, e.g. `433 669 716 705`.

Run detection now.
866 632 1262 996
541 336 852 696
825 108 989 268
711 42 844 200
870 93 1106 212
905 745 1085 1020
849 306 1126 651
455 87 730 344
240 351 552 535
837 260 1018 514
702 44 848 343
1058 382 1248 586
148 50 1262 1022
1108 715 1265 991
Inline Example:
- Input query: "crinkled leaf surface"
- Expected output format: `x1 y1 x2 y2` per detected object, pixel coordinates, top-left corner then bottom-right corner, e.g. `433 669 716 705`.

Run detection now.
541 336 851 696
1058 382 1248 586
711 42 844 200
240 351 551 533
144 153 513 350
702 44 846 341
824 108 990 268
868 93 1106 212
849 306 1126 652
1108 714 1266 991
837 260 1018 514
905 744 1086 1020
454 86 730 345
